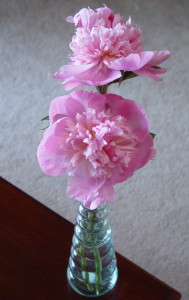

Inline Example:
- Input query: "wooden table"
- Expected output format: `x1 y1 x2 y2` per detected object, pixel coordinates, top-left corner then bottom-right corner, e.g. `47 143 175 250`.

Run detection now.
0 177 181 300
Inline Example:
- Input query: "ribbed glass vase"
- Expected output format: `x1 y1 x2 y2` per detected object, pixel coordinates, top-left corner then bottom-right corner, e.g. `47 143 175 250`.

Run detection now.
67 202 118 297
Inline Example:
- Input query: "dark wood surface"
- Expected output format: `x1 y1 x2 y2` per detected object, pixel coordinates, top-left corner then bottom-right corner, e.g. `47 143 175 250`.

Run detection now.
0 177 181 300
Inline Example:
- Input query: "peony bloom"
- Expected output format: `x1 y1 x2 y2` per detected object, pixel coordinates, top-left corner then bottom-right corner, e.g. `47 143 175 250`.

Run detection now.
51 6 170 90
37 90 155 209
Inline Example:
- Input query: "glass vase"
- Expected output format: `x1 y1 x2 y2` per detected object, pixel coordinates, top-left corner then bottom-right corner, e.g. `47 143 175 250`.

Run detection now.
67 202 118 297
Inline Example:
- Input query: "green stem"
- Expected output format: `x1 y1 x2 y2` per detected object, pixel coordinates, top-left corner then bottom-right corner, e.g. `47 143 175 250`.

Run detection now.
78 245 93 291
96 84 108 94
78 206 103 294
89 211 103 295
93 246 102 294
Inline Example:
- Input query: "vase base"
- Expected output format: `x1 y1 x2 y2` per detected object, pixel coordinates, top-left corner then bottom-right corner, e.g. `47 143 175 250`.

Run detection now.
67 267 118 297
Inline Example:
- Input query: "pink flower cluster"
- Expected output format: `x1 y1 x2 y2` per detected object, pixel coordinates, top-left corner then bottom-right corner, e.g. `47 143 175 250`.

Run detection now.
37 6 170 209
37 91 155 209
52 6 170 90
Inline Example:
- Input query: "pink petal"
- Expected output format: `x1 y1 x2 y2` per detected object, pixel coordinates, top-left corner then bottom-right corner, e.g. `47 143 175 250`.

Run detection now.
105 94 149 141
112 13 124 27
49 64 94 90
147 50 171 66
134 50 171 81
49 96 67 124
135 133 156 169
37 119 75 176
37 135 68 176
37 139 65 176
109 52 156 72
49 94 85 124
67 158 115 209
108 53 140 71
49 90 108 124
50 63 94 80
67 161 106 201
71 8 99 27
50 63 121 90
66 16 74 23
76 90 106 112
137 51 155 68
134 68 164 81
75 64 121 86
67 172 114 210
89 182 114 210
109 157 137 184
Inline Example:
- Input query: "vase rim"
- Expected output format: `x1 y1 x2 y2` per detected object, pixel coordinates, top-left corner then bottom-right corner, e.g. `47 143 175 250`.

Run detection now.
80 201 110 212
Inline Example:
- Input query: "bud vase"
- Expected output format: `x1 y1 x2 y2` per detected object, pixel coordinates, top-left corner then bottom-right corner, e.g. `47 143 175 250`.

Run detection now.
67 202 118 297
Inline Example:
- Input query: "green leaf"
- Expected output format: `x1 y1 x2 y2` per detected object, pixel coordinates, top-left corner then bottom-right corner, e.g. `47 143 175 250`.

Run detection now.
41 126 49 130
123 71 138 80
152 65 161 69
108 66 161 87
118 70 125 85
41 115 49 121
108 71 138 86
150 132 156 139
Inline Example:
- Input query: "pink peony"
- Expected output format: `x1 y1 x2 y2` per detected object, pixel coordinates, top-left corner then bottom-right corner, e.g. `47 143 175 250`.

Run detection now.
37 90 155 210
51 6 170 90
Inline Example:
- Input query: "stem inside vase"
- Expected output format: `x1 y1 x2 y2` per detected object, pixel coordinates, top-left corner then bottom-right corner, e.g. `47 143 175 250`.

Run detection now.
67 202 118 297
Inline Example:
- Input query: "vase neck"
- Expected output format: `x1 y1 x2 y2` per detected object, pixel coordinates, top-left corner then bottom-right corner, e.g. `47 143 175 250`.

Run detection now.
76 202 111 238
79 202 110 221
